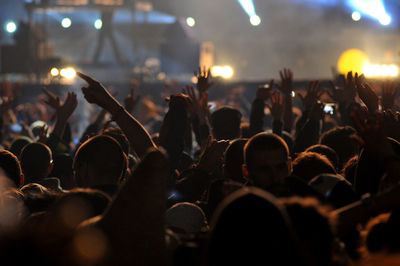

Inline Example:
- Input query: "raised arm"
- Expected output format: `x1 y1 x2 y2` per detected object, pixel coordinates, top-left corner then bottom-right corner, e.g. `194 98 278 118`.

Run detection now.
77 72 156 157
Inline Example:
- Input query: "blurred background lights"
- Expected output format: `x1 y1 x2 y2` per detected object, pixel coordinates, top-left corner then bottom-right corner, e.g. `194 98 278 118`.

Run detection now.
186 17 196 27
379 13 391 26
337 49 369 75
363 63 399 78
61 17 72 28
94 19 102 30
60 67 76 79
50 67 59 76
5 21 17 33
250 15 261 26
211 65 234 79
352 11 361 21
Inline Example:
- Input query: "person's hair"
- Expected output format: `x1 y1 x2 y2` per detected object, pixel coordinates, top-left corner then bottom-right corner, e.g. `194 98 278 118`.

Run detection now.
341 155 358 185
0 149 23 187
9 137 32 159
210 107 242 140
103 127 130 156
244 133 289 172
20 143 52 181
292 152 336 182
73 135 126 187
305 144 339 171
320 126 359 169
207 187 301 266
280 197 335 266
50 153 75 190
223 138 248 183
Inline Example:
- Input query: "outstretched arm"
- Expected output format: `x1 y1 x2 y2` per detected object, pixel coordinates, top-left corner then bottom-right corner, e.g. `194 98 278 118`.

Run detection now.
77 72 156 157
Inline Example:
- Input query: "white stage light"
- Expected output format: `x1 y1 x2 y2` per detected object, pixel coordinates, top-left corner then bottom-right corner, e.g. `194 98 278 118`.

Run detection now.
94 19 102 30
186 17 196 27
352 11 361 21
379 13 391 25
50 68 59 76
5 21 17 33
60 67 76 80
61 18 72 28
250 15 261 26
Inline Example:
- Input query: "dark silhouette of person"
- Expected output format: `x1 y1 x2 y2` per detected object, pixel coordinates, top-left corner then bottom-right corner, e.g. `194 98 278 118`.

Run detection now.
92 9 124 65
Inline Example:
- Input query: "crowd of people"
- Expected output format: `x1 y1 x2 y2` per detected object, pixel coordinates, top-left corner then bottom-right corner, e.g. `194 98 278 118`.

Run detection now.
0 66 399 266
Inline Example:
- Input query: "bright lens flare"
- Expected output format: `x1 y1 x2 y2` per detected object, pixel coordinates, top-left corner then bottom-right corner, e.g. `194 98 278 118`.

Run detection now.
61 18 72 28
211 65 234 79
186 17 196 27
50 68 59 76
363 63 399 78
250 15 261 26
94 19 102 30
337 49 369 75
352 11 361 21
60 67 76 80
5 21 17 33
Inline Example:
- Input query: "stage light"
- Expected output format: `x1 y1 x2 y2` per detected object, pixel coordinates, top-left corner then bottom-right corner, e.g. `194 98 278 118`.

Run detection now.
211 65 234 79
238 0 256 17
352 11 361 21
94 19 102 30
60 67 76 80
5 21 17 33
347 0 391 26
61 18 72 28
363 63 399 78
50 68 59 76
186 17 196 27
250 15 261 26
379 13 391 25
337 49 369 75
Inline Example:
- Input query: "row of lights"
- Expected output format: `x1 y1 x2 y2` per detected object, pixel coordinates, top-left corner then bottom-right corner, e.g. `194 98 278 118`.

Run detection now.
50 67 77 80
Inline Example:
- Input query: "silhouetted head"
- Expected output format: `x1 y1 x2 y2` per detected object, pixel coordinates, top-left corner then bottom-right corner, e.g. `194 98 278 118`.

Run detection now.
207 187 300 266
0 149 23 187
9 137 33 159
20 143 53 183
73 135 126 188
320 126 359 169
306 144 339 171
243 133 291 190
211 107 242 140
223 138 247 183
292 152 336 183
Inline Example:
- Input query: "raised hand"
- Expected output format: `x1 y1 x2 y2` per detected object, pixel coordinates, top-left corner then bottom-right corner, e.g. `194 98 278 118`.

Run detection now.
57 92 78 120
124 81 141 114
381 81 399 110
256 79 274 101
278 68 293 96
197 137 230 173
351 110 393 160
267 90 284 121
194 67 214 93
355 73 379 113
184 85 210 123
37 125 49 144
77 72 117 112
41 87 60 110
299 80 322 111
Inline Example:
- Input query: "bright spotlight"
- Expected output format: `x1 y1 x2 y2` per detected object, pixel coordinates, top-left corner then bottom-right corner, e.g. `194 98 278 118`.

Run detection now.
50 68 59 76
352 11 361 21
61 18 72 28
238 0 256 17
60 67 76 80
5 21 17 33
250 15 261 26
379 13 391 25
337 49 369 75
94 19 102 30
363 63 399 78
186 17 196 27
211 65 234 79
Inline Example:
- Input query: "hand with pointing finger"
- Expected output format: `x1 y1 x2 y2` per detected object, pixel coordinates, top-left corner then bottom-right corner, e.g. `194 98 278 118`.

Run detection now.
77 72 120 113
